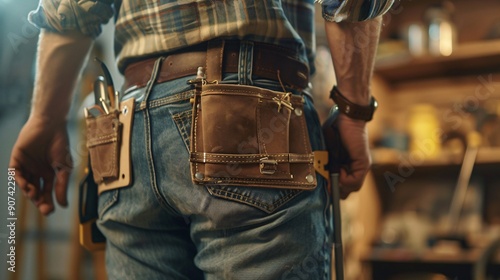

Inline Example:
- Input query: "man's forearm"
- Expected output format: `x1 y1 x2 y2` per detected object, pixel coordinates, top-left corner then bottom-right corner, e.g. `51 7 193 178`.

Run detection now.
325 17 382 105
31 30 93 120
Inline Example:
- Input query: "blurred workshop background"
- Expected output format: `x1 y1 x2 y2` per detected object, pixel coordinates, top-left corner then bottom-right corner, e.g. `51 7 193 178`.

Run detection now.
1 0 500 279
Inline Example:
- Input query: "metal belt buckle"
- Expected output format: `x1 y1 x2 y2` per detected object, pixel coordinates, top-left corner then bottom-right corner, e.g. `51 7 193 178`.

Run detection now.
259 157 278 175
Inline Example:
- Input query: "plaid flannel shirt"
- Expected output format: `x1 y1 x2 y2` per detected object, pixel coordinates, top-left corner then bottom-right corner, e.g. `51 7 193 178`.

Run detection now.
29 0 393 73
319 0 394 22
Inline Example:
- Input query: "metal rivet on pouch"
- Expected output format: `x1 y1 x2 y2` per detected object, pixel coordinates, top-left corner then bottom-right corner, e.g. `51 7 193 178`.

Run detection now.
195 172 204 180
294 108 303 116
122 106 129 116
306 174 314 183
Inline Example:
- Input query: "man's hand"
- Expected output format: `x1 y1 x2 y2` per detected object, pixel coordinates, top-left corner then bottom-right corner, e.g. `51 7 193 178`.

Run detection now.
324 17 382 198
9 30 92 215
9 116 72 215
337 114 371 199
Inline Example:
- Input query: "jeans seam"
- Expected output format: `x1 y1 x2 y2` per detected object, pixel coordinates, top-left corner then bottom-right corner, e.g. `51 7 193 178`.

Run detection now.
98 189 119 218
321 178 331 280
172 110 192 152
144 107 181 215
207 186 302 213
135 90 194 112
238 48 245 84
149 90 194 109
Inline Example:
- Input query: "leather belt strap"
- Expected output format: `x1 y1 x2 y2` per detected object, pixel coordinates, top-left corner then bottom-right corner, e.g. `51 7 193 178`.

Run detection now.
123 41 309 90
206 40 224 82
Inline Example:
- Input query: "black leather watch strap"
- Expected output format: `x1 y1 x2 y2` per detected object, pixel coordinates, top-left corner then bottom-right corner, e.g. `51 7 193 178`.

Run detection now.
330 86 377 121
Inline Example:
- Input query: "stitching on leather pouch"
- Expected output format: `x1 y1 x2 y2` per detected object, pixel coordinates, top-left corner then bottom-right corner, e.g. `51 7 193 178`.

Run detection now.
199 154 292 158
203 88 264 95
194 97 200 175
203 88 303 102
190 154 313 164
110 134 117 176
297 108 314 176
87 133 117 144
90 142 117 180
218 43 224 80
88 137 118 147
192 153 313 160
206 177 313 185
289 158 314 163
191 159 307 164
195 85 314 185
256 98 268 155
88 133 117 141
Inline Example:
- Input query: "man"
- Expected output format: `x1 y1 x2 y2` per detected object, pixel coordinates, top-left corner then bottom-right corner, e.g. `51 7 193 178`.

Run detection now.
10 0 392 278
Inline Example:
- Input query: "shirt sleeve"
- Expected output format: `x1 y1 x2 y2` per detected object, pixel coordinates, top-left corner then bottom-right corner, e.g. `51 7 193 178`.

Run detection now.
320 0 395 22
28 0 114 38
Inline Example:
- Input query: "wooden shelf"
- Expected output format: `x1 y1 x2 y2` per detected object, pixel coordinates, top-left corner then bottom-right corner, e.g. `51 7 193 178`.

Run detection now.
365 247 500 279
375 40 500 84
371 147 500 168
366 247 500 264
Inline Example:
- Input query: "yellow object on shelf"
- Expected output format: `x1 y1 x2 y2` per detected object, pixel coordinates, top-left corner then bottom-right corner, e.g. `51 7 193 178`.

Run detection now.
467 131 482 148
408 104 441 159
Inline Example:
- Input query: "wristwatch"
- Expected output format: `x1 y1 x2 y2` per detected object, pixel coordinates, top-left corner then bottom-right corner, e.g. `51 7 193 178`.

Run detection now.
330 86 377 121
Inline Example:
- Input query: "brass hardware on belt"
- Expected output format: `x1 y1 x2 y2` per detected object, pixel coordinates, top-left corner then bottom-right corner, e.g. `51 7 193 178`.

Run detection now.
187 66 218 86
187 66 206 85
259 157 278 175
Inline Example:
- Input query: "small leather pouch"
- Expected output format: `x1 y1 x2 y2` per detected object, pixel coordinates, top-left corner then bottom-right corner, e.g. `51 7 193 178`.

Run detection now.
86 111 121 183
80 98 134 252
190 83 317 189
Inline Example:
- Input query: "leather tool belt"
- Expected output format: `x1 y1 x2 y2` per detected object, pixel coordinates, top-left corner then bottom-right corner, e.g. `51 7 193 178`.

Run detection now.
189 40 317 190
123 40 310 90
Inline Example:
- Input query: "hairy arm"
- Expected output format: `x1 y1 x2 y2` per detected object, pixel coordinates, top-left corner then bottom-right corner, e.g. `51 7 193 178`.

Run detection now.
325 17 382 198
31 30 93 119
10 30 93 215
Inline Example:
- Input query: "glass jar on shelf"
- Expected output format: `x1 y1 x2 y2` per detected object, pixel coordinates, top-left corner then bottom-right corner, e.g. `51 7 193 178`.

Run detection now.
425 1 457 57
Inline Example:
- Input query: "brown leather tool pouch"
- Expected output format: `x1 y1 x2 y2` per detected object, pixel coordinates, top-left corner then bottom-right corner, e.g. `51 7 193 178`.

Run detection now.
86 111 121 183
80 98 134 251
190 83 317 189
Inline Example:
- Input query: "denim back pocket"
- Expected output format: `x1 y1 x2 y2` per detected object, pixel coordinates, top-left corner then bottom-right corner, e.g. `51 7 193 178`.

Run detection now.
170 104 193 152
206 185 303 214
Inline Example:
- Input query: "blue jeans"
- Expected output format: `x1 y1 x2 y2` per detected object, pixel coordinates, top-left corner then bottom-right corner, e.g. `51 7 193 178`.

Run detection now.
98 43 332 280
